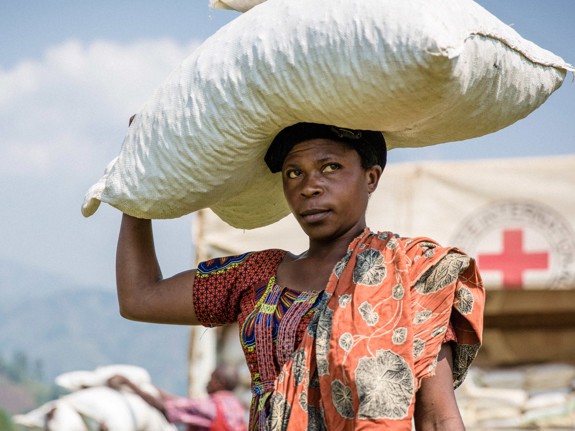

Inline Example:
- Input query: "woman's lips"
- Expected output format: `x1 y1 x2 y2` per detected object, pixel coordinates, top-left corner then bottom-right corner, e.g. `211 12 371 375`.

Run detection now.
300 209 331 223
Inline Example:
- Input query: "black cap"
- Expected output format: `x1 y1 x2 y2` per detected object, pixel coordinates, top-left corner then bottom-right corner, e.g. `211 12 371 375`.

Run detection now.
265 123 387 173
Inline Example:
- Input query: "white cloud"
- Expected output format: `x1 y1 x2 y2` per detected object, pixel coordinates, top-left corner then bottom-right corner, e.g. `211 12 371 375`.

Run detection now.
0 38 200 177
0 38 201 288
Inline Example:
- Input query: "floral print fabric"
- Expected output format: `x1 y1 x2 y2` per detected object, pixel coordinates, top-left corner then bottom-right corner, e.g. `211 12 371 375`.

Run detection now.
268 230 484 430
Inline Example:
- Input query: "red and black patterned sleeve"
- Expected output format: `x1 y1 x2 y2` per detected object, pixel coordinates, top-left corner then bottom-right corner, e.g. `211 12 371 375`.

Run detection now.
192 249 286 327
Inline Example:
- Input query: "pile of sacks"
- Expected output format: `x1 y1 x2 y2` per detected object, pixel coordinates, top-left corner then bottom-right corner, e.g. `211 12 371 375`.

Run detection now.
13 365 177 431
457 363 575 430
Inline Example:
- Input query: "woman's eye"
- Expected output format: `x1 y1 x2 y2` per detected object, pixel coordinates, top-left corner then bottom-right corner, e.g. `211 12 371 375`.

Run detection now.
323 163 340 173
286 169 301 179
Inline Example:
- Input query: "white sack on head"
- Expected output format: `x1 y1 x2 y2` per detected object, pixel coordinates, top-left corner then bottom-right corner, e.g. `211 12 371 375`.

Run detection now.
209 0 265 12
82 0 573 229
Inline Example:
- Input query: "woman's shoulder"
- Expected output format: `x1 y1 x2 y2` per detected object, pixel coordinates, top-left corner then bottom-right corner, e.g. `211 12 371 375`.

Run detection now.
370 230 471 265
249 248 288 259
396 234 441 248
242 248 288 268
197 249 286 274
371 230 443 252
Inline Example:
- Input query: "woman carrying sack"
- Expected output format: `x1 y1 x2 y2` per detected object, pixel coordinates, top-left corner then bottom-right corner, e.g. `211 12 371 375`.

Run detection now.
115 123 484 430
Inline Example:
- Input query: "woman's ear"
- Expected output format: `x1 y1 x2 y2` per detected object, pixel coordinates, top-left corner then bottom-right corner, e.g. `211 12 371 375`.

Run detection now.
366 165 383 193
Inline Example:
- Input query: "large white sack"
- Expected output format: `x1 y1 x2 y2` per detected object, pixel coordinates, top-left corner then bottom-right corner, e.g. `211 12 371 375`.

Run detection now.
14 387 176 431
55 364 152 391
82 0 573 228
525 363 575 391
525 391 570 410
13 400 88 431
477 368 527 389
63 386 177 431
209 0 265 12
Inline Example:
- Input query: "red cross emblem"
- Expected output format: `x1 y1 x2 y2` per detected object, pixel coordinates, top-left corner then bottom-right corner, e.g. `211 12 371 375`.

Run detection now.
477 229 549 289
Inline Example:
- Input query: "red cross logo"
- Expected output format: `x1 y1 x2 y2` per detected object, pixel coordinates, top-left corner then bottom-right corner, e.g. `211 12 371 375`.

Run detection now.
477 229 549 289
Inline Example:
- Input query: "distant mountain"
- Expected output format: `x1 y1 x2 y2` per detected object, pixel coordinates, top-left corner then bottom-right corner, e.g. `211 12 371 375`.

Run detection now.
0 258 87 309
0 259 191 397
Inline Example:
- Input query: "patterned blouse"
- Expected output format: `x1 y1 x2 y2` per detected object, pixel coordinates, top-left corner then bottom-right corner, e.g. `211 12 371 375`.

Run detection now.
193 250 324 429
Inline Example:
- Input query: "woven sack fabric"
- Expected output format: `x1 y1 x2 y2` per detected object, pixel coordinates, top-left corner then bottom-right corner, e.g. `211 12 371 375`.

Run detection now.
209 0 265 13
82 0 573 228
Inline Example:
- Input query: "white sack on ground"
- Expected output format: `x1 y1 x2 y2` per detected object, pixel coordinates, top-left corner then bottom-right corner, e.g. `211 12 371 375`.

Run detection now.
525 363 575 391
13 401 87 431
13 387 177 431
456 363 575 430
63 386 176 431
476 369 526 389
55 364 152 391
82 0 572 228
457 372 527 408
524 391 570 410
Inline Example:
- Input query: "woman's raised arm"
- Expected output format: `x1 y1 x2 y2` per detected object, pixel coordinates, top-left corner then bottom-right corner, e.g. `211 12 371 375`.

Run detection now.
115 213 200 325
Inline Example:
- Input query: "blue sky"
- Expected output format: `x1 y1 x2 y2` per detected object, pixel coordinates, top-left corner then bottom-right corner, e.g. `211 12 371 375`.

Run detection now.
0 1 573 291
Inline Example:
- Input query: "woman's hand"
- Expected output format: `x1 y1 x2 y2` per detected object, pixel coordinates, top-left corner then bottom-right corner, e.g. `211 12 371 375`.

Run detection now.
115 214 200 325
106 374 130 390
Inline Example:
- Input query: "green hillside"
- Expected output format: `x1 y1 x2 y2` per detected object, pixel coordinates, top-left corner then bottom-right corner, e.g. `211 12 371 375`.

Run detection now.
0 259 192 416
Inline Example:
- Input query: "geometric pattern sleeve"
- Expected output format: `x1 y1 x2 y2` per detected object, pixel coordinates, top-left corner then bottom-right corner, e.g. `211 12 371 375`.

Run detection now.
193 249 285 327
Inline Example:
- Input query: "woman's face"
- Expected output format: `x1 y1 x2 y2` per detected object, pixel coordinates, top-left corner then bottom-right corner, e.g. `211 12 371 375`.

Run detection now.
281 139 382 242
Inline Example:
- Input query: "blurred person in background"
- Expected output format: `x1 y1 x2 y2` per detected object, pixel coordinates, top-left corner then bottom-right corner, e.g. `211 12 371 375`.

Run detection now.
107 363 247 431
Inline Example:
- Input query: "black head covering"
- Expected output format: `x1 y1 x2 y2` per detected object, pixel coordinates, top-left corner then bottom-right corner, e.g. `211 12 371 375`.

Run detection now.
264 123 387 173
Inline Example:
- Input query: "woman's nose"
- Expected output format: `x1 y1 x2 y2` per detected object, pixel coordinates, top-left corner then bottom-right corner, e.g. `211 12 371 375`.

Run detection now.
300 173 323 198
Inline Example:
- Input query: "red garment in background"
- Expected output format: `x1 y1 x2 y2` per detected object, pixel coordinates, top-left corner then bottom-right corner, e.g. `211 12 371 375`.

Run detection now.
164 391 247 431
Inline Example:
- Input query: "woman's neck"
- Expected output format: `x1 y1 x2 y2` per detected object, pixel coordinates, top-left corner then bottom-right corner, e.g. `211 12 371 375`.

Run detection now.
305 225 367 261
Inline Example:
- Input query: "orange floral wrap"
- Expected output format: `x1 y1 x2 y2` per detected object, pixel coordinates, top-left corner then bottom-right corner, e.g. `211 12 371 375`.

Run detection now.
267 230 484 430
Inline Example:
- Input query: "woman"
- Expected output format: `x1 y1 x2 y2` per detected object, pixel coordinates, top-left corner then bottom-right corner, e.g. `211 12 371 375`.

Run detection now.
116 123 484 430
